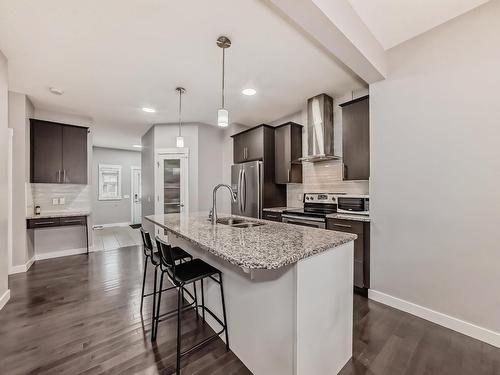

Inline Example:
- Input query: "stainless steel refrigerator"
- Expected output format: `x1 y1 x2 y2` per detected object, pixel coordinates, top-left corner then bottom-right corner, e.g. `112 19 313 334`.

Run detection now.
231 161 263 218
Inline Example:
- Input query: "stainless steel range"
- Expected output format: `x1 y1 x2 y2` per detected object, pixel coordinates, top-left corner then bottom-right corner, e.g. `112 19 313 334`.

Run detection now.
282 193 342 229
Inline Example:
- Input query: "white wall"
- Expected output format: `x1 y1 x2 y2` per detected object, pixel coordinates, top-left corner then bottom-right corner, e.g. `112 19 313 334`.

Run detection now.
92 147 141 225
8 92 34 268
370 0 500 344
0 50 10 308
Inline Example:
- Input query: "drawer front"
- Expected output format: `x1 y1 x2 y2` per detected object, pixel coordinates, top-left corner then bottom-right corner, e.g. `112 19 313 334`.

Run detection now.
327 218 364 235
60 216 87 226
262 211 282 222
27 217 61 229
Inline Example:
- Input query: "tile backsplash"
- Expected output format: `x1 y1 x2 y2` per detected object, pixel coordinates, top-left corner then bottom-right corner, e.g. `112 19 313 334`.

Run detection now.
27 183 91 216
286 160 369 207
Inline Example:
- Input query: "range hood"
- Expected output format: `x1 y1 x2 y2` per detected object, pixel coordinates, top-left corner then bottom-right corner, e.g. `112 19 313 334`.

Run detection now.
299 93 339 162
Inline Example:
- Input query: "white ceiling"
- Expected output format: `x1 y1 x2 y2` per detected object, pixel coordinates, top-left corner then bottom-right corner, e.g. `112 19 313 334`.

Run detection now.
348 0 490 50
0 0 365 149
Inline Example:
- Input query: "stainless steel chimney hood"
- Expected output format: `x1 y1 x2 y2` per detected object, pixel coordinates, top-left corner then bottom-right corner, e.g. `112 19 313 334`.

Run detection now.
299 93 339 162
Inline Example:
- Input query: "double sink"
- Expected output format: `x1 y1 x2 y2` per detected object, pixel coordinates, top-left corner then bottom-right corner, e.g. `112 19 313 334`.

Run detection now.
216 217 265 228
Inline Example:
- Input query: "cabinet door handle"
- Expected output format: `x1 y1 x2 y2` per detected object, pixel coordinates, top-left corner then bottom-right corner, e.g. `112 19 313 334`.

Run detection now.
35 221 56 225
287 169 290 182
63 169 67 183
63 219 82 224
332 223 352 228
57 170 61 183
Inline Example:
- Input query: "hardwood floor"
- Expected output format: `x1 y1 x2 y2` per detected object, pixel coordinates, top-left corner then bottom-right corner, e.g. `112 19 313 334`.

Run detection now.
1 246 499 375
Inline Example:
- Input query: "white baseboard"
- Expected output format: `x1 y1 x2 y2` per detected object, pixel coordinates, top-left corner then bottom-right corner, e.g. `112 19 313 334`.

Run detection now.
35 247 90 261
92 222 132 229
0 289 11 311
368 289 500 348
9 257 35 275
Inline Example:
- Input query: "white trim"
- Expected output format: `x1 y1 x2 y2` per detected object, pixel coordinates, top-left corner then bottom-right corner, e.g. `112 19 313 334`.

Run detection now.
8 257 35 275
34 247 90 261
92 221 132 229
0 289 11 311
130 166 141 223
7 128 13 274
368 289 500 348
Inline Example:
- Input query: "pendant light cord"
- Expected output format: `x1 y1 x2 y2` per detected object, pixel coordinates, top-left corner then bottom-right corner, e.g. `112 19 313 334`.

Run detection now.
222 47 225 109
178 89 182 137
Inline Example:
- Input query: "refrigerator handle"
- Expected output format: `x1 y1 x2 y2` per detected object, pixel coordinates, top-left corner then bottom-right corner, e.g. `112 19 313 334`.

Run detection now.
238 168 243 213
242 169 247 212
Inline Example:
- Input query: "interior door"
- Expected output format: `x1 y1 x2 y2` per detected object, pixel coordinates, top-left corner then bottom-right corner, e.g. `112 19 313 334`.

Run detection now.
131 167 142 224
155 150 189 237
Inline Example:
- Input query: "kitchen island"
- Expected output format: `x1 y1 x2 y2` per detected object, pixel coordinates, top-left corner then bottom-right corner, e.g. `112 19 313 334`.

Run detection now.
145 212 356 375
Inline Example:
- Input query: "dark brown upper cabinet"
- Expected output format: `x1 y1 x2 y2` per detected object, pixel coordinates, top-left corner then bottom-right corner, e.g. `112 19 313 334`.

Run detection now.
340 95 370 180
274 122 303 184
30 119 88 184
232 125 266 163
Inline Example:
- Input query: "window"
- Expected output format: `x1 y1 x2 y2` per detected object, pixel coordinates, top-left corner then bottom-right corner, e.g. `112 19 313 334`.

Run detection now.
98 164 122 200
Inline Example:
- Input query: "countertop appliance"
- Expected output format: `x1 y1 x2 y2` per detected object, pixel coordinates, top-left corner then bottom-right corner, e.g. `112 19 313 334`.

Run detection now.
335 195 369 215
231 161 263 219
282 193 340 229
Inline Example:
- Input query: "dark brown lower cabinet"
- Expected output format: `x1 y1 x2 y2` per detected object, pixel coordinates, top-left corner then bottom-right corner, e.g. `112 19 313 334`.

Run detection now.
327 218 370 294
262 211 282 222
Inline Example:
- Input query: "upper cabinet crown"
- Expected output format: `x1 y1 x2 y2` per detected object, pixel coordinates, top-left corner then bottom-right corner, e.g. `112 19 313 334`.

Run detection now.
30 119 88 184
340 96 370 181
274 122 303 184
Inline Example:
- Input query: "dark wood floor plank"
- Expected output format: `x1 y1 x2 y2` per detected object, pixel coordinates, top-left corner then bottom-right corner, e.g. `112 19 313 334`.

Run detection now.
1 245 499 375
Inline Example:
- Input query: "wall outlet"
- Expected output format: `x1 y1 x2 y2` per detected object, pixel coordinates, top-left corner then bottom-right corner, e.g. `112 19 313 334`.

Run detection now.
52 198 59 205
297 194 303 202
59 197 65 205
123 194 130 199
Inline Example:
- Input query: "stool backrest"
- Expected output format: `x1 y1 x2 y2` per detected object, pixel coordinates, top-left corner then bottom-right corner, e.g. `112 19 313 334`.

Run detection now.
140 228 154 257
155 236 177 277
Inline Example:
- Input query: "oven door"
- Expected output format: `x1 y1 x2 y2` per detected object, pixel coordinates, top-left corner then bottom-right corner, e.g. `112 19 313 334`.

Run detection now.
281 214 326 229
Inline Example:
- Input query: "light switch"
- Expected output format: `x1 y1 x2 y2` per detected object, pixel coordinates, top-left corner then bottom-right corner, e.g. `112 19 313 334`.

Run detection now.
52 198 59 205
123 194 130 199
59 197 65 205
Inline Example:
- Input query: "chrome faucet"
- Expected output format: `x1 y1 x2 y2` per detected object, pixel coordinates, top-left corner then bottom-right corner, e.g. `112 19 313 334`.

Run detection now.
209 184 237 224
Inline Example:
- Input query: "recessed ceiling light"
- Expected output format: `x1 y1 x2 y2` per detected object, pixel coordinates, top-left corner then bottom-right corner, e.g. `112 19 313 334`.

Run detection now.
132 144 142 148
241 88 256 96
49 87 64 95
142 107 156 113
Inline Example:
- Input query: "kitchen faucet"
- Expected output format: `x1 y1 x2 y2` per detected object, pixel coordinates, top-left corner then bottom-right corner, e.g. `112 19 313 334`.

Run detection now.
209 184 237 224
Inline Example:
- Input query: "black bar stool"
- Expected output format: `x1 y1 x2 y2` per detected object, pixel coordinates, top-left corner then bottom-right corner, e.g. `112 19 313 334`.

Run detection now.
153 237 229 374
139 228 192 339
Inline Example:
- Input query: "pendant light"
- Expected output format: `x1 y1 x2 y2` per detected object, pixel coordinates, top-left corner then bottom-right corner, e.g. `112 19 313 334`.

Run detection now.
176 87 185 148
217 36 231 127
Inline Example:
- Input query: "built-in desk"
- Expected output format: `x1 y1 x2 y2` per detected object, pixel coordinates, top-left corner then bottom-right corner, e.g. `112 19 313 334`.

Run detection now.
27 213 90 253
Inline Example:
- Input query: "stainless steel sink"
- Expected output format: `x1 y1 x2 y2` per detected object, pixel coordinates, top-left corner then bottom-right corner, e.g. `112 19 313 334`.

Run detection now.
216 217 248 225
215 217 265 228
231 222 265 228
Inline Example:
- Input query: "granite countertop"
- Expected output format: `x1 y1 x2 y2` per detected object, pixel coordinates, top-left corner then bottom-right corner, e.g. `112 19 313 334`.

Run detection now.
145 212 356 270
263 207 297 213
326 213 371 222
26 211 91 219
